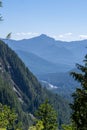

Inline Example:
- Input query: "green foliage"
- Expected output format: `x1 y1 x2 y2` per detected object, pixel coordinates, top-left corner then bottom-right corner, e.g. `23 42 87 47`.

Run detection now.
29 120 44 130
0 103 22 130
62 124 74 130
0 104 9 128
28 126 36 130
70 55 87 130
36 100 58 130
0 128 6 130
35 120 44 130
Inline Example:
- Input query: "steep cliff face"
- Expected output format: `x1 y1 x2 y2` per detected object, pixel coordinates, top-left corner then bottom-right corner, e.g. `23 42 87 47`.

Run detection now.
0 40 46 112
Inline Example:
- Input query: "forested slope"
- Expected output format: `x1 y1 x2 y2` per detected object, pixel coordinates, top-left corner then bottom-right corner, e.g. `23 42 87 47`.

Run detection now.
0 40 71 129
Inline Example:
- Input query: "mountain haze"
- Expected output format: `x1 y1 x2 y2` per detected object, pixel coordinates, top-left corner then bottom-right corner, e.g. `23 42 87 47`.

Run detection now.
3 34 87 75
16 50 71 75
3 35 87 101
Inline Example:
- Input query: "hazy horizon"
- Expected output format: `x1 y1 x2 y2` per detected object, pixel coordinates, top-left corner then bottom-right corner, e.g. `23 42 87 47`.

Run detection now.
1 33 87 42
0 0 87 41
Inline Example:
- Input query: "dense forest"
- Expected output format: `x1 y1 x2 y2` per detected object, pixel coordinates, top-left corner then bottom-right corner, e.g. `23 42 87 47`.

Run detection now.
0 40 71 129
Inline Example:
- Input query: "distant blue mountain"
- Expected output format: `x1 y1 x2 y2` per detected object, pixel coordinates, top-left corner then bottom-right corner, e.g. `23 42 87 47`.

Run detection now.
3 34 87 75
3 34 87 99
16 50 71 75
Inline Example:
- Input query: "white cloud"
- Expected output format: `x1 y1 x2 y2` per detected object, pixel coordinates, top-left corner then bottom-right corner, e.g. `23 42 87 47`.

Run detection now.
33 32 39 35
14 32 39 36
47 32 73 42
58 34 64 38
12 32 39 40
21 32 27 35
52 35 57 39
52 32 73 40
79 35 87 39
64 32 72 36
58 32 72 38
13 32 39 36
16 33 21 36
27 32 32 35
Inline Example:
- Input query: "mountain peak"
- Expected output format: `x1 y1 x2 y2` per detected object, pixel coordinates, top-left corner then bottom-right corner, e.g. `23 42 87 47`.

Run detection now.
39 34 55 41
40 34 48 37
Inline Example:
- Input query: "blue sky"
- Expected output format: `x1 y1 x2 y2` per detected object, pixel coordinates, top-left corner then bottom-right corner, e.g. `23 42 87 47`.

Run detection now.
0 0 87 41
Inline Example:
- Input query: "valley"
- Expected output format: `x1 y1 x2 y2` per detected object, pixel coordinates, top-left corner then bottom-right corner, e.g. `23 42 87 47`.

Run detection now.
3 34 87 100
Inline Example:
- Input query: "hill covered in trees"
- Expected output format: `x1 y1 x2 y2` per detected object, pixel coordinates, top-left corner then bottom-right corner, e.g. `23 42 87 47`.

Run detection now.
0 40 71 129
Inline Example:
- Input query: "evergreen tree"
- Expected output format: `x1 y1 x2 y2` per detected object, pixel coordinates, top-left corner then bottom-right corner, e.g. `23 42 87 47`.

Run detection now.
36 100 58 130
70 55 87 130
6 32 12 39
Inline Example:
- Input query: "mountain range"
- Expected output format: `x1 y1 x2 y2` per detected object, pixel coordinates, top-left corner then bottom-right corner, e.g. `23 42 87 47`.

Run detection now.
3 34 87 99
3 34 87 75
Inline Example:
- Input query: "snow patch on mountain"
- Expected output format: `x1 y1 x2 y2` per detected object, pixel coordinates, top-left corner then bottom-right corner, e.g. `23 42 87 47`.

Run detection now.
41 80 58 89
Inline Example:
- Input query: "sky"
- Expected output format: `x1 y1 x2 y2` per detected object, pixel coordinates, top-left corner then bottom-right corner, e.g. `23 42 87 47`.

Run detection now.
0 0 87 41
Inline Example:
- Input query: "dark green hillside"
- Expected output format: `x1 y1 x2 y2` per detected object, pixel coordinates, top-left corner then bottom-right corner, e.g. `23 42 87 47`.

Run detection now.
0 40 46 114
0 40 71 129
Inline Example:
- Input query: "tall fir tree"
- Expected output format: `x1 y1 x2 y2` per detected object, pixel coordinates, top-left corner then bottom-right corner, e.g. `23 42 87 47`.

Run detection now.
36 100 58 130
70 55 87 130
